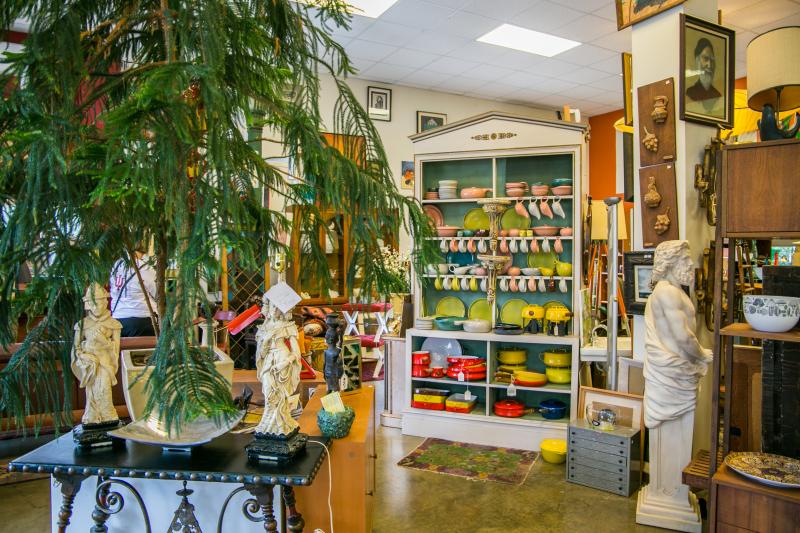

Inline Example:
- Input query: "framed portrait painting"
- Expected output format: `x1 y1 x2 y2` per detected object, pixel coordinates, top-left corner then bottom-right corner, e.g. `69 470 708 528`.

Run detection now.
367 86 391 121
679 14 735 128
616 0 686 30
578 387 644 431
623 251 655 315
416 111 446 133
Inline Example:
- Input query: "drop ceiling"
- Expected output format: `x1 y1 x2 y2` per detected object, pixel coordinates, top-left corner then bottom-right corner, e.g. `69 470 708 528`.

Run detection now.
327 0 800 117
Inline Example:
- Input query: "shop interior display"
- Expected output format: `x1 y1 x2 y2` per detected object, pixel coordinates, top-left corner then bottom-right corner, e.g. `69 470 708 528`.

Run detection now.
636 241 711 532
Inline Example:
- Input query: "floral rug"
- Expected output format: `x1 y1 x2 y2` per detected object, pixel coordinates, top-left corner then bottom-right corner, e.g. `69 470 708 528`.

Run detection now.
397 438 538 485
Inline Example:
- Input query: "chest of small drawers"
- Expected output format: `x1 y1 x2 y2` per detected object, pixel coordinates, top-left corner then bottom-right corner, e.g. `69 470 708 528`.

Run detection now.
566 420 641 496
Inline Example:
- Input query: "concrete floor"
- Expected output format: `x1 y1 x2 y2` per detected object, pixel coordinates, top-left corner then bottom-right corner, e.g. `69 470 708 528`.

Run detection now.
0 427 669 533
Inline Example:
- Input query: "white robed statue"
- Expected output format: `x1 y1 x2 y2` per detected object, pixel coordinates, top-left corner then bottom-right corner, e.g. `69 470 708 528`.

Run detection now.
71 283 122 425
254 293 302 436
636 240 712 533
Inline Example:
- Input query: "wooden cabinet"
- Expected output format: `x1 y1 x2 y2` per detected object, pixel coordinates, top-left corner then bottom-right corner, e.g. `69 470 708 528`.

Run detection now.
710 464 800 533
295 385 376 533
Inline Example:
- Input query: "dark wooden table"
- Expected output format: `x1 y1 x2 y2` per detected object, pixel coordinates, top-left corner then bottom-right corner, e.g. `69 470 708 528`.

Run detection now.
9 432 330 532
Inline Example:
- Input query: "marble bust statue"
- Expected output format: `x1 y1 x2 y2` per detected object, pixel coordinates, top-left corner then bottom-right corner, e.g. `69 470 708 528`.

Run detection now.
636 240 712 532
71 283 123 433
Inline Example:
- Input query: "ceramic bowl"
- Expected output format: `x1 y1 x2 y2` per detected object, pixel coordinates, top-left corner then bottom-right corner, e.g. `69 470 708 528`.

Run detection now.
743 295 800 333
533 226 559 236
505 188 526 197
460 187 492 199
540 438 567 463
551 178 573 187
538 399 567 420
545 366 571 384
521 267 537 275
505 181 527 188
539 267 554 277
507 266 522 276
555 262 573 277
437 263 456 274
436 226 460 237
551 185 573 196
530 184 550 196
559 227 573 236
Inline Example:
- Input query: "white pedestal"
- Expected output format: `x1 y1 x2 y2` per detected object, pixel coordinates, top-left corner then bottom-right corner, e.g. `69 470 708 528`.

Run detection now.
635 413 701 532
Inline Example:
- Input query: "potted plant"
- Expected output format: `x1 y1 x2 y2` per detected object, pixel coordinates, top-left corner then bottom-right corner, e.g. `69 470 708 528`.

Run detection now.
0 1 435 434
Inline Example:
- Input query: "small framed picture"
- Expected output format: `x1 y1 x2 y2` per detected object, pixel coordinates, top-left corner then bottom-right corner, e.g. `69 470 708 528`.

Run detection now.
367 86 391 121
616 0 686 30
400 160 414 190
679 14 735 128
623 251 655 315
578 386 644 431
416 111 446 133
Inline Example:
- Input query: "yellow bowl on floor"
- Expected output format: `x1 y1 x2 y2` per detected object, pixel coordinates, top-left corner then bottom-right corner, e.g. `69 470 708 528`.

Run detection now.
540 439 567 464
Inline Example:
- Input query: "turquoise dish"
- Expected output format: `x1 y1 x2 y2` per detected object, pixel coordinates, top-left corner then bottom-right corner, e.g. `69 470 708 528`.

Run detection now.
551 178 573 187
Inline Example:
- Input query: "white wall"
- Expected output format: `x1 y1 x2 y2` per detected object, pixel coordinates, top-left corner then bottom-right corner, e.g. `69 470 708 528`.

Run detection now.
265 75 565 253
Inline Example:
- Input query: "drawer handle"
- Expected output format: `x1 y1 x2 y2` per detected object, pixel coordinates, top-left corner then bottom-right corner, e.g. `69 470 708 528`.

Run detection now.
369 454 378 459
366 491 374 496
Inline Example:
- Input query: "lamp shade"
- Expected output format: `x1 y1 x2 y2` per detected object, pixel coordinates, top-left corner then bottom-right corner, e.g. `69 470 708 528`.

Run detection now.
747 26 800 111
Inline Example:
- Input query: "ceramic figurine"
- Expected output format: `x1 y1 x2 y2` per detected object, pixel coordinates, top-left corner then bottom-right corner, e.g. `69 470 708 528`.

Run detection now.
651 95 668 124
71 283 124 447
636 240 712 532
323 313 345 392
642 126 658 152
644 176 662 207
758 103 800 141
246 291 308 463
654 207 671 235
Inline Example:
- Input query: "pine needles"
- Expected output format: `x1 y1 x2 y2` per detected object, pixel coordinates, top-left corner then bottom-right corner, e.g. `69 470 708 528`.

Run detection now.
0 0 437 433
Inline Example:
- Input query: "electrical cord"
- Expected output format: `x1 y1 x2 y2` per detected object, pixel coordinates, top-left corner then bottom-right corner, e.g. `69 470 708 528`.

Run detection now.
307 440 334 533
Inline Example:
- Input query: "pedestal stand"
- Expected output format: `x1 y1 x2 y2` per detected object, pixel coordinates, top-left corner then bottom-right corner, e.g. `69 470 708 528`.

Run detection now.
636 412 701 532
73 420 125 449
246 428 308 464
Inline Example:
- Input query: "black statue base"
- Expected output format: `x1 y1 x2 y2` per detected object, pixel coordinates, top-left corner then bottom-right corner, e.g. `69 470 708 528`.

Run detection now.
73 420 125 449
246 428 308 464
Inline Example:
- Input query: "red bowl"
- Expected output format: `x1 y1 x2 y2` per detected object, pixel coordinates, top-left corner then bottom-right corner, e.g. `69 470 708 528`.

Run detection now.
412 351 431 365
412 367 432 378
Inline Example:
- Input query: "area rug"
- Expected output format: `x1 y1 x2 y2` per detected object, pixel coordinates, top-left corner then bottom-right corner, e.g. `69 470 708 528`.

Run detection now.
397 438 538 485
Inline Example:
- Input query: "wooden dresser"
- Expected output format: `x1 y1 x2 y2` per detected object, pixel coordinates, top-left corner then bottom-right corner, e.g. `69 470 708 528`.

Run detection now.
295 385 376 533
710 464 800 533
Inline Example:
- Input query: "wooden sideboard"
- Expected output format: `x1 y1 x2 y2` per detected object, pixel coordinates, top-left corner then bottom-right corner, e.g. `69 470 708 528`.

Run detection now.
295 385 376 533
710 464 800 533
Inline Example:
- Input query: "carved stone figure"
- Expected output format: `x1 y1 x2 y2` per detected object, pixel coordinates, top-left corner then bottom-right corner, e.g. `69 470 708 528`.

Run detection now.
71 283 122 426
254 294 301 436
654 207 671 235
651 95 669 123
636 240 712 533
644 176 662 207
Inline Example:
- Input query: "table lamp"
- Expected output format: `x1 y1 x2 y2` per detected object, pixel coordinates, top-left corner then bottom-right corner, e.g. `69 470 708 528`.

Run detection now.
746 27 800 140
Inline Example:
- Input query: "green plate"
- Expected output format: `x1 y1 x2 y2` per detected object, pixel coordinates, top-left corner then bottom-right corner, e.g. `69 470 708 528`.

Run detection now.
528 251 558 270
500 299 530 327
500 208 530 230
468 299 494 321
463 207 490 231
435 296 466 318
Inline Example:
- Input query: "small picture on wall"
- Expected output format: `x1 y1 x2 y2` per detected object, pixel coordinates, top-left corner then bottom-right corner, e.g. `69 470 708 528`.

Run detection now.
417 111 446 133
401 161 414 190
623 251 655 315
635 265 654 303
616 0 686 30
679 14 735 128
368 86 391 121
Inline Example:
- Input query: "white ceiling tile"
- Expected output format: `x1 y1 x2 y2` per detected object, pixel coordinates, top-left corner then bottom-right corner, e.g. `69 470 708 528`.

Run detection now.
442 10 505 38
552 14 618 42
532 93 572 106
531 78 578 93
382 48 440 69
719 0 765 15
592 2 619 22
445 41 509 63
395 68 455 88
487 49 553 70
735 59 747 78
515 1 586 32
345 39 398 62
724 0 800 30
357 20 424 46
501 71 552 89
350 59 377 74
751 10 800 34
460 63 517 81
380 0 457 30
462 0 542 19
477 82 525 98
588 74 625 91
427 56 481 75
556 44 617 66
507 87 554 101
590 27 631 53
357 62 417 83
558 84 608 101
433 75 489 93
424 0 468 7
405 31 471 55
329 15 374 38
524 57 579 78
557 67 611 85
586 91 624 106
592 54 625 75
549 0 610 13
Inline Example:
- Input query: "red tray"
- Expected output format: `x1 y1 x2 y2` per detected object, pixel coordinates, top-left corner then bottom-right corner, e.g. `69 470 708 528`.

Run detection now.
445 405 476 414
412 400 446 411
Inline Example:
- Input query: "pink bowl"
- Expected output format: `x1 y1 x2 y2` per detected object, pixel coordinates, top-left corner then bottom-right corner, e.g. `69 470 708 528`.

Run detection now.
533 226 559 236
559 227 573 236
506 188 526 197
460 187 492 199
508 229 520 237
531 185 550 196
505 181 527 188
551 185 573 196
436 226 460 237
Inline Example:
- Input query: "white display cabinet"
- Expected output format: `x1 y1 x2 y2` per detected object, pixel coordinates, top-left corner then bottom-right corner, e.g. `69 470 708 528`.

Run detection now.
404 112 588 451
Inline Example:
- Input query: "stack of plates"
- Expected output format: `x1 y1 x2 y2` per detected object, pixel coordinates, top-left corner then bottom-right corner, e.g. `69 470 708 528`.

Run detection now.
438 180 458 199
415 317 435 330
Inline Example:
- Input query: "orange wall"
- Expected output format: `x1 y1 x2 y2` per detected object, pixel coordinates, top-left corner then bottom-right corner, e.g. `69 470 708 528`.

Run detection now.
588 109 624 200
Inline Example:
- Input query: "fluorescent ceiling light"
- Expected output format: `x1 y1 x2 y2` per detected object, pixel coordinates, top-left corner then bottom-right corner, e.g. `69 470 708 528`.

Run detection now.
294 0 398 19
477 24 580 57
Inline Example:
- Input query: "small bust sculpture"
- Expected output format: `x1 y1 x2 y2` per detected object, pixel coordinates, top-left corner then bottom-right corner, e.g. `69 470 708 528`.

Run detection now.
253 293 302 437
71 283 122 426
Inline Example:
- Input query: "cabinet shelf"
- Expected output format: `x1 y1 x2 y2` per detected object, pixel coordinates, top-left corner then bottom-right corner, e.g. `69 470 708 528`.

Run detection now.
408 328 578 345
719 322 800 342
488 381 572 394
411 376 486 386
422 195 573 204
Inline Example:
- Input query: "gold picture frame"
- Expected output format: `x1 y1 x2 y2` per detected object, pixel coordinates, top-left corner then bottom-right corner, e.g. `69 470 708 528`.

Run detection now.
616 0 687 30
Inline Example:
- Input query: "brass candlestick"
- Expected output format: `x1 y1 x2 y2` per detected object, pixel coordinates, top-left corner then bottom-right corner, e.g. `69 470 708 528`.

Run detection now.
477 199 511 328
